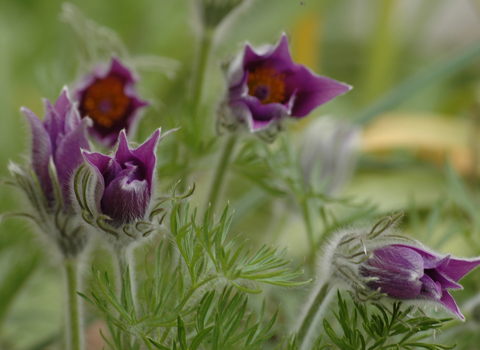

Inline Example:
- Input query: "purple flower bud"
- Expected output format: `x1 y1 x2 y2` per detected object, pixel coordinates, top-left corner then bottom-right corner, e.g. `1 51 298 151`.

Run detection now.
83 129 160 226
22 87 91 209
359 244 480 320
219 34 351 138
74 57 149 147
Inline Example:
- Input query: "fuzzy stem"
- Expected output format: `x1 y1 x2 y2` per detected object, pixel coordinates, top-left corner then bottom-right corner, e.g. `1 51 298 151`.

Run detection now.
191 27 214 115
205 134 238 219
296 281 332 350
300 198 317 265
65 258 82 350
116 248 136 348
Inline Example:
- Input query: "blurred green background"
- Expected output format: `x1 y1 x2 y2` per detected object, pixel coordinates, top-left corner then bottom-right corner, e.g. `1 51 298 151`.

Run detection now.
2 0 480 349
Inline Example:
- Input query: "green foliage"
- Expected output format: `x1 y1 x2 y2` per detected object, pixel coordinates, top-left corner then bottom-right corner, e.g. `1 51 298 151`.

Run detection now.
321 291 455 350
81 198 307 349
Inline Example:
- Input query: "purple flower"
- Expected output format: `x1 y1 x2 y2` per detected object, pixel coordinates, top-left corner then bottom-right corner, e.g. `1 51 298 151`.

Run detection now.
83 129 160 227
22 87 91 209
74 57 149 147
221 34 351 134
359 244 480 320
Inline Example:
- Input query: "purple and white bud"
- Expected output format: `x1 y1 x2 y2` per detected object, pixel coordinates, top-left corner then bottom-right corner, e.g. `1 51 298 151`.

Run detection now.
73 129 167 250
323 213 480 320
8 88 92 258
217 34 351 142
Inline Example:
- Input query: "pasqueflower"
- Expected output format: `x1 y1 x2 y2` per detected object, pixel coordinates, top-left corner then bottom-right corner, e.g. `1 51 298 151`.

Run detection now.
219 34 351 139
359 244 480 320
83 129 159 227
9 88 91 257
74 57 149 147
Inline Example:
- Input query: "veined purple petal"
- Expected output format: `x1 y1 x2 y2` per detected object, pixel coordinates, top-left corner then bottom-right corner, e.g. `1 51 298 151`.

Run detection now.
131 129 160 187
419 274 442 299
54 118 91 208
439 292 464 320
287 70 352 117
22 107 53 201
101 176 150 226
438 257 480 282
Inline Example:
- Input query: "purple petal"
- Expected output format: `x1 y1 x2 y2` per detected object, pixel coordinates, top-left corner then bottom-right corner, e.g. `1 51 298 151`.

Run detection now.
53 87 71 119
22 107 53 201
288 70 351 117
43 99 63 151
54 118 90 208
439 291 464 320
110 56 136 83
438 257 480 282
101 176 150 226
419 274 442 299
243 97 289 126
114 130 136 164
359 246 424 299
424 269 462 290
131 129 160 186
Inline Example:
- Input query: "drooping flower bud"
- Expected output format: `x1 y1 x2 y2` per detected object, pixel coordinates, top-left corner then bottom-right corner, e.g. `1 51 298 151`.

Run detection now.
323 213 480 320
218 34 351 141
73 56 149 147
8 88 91 257
74 129 169 250
300 116 361 195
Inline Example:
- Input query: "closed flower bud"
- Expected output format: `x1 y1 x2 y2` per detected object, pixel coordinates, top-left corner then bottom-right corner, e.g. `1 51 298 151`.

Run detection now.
301 116 360 195
74 129 167 250
8 88 91 257
218 34 351 141
324 213 480 320
73 56 149 147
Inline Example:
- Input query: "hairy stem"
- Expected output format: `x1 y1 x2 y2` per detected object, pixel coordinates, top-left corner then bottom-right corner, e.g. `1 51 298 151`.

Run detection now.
296 281 332 350
205 134 238 219
65 258 82 350
191 27 214 115
300 198 317 265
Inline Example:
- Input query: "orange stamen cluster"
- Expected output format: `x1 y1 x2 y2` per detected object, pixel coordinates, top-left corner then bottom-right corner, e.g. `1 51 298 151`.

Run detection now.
247 67 286 105
80 75 130 128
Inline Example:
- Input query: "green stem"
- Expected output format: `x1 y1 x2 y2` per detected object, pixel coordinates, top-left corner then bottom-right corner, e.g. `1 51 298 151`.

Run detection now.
191 27 214 115
300 198 317 265
205 134 238 219
65 259 82 350
116 249 135 348
296 282 331 350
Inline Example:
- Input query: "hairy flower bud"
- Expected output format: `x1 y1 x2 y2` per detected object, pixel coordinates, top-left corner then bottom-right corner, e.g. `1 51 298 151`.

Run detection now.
301 116 360 195
323 213 480 320
218 34 351 141
74 56 149 147
74 129 171 250
8 88 91 258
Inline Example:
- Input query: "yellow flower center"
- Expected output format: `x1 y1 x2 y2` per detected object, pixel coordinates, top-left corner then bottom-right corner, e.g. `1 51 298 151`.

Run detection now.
247 67 286 105
80 75 130 128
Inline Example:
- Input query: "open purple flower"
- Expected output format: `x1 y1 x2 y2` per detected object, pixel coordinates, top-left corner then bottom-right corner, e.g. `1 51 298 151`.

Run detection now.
359 244 480 320
220 34 351 136
83 129 160 227
74 57 149 147
22 87 91 209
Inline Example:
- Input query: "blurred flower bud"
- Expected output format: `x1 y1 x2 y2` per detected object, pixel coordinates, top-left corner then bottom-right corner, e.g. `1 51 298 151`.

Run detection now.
300 116 361 195
217 34 351 142
8 88 91 257
73 56 149 148
74 129 169 250
195 0 245 29
323 213 480 320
